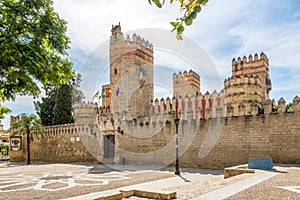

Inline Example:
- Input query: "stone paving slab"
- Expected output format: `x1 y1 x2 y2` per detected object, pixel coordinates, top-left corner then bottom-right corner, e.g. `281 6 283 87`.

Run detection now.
0 162 299 200
0 162 174 200
225 167 300 200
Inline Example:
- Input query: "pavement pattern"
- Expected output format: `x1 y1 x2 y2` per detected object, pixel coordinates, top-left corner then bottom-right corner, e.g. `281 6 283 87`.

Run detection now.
0 162 299 200
0 163 173 200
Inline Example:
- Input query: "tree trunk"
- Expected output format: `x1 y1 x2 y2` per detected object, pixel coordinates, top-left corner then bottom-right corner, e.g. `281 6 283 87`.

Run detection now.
27 132 30 165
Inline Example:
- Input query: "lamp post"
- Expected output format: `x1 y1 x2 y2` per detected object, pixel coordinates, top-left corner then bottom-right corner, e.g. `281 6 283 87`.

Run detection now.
175 100 180 175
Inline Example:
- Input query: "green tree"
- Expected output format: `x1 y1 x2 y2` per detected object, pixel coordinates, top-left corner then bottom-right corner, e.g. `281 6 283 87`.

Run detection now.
10 113 44 165
0 0 76 119
0 143 8 160
52 84 73 125
0 105 11 123
70 73 85 104
148 0 209 40
34 74 84 126
34 89 57 126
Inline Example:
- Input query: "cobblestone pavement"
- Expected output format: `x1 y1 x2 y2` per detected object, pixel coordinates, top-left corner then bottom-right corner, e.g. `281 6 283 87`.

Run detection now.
225 168 300 200
0 162 299 200
0 162 173 200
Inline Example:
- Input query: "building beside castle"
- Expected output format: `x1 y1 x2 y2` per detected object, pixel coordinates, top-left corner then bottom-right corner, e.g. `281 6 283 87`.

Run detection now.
9 25 300 169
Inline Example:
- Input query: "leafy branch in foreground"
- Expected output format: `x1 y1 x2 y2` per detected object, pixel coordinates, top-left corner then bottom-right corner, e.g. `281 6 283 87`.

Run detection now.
0 0 76 120
148 0 209 40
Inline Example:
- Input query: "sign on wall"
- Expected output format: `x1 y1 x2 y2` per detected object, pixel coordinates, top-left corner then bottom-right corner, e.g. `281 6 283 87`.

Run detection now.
10 137 21 151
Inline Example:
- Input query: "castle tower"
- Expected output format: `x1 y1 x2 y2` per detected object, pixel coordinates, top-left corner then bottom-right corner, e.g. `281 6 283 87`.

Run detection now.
173 70 200 98
73 102 99 125
224 75 262 116
109 24 154 118
231 52 272 102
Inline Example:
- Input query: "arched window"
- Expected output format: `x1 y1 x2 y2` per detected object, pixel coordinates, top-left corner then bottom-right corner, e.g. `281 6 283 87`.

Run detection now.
114 68 117 75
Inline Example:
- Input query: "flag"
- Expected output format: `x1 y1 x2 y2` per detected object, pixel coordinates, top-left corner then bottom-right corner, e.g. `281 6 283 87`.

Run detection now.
101 91 106 97
106 89 112 95
93 91 99 99
116 87 120 96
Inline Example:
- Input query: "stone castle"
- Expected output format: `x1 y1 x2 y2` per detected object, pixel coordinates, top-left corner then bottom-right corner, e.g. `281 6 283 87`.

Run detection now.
10 25 300 168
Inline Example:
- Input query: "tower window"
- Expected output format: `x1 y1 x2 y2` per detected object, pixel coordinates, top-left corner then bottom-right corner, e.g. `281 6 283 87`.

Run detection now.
114 69 117 75
235 64 238 71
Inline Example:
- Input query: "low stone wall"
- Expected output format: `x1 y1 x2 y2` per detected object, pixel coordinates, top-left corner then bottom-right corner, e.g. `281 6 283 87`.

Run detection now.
9 124 97 163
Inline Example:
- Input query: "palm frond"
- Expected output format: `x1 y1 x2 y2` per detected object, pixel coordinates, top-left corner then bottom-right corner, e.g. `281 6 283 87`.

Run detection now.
10 113 45 141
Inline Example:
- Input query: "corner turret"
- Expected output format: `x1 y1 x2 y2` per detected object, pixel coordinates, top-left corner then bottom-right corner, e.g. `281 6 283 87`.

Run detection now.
173 69 200 98
231 52 271 102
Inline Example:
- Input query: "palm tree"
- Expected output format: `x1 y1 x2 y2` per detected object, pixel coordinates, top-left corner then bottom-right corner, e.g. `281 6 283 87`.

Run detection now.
10 113 44 165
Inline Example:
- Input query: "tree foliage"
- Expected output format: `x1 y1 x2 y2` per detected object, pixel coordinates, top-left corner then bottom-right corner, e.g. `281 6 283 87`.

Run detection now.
148 0 209 40
34 74 84 126
0 0 76 119
34 89 57 126
0 143 8 158
10 113 44 164
69 73 85 104
0 105 11 123
52 84 73 125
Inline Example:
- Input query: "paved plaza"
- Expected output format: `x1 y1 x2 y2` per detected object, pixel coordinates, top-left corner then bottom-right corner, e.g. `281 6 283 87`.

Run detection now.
0 162 299 200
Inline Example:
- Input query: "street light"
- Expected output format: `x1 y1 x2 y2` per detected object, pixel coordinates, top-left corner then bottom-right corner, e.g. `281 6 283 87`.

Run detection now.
175 100 180 175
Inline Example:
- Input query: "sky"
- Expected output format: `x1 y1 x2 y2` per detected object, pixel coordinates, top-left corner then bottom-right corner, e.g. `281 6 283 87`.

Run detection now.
2 0 300 129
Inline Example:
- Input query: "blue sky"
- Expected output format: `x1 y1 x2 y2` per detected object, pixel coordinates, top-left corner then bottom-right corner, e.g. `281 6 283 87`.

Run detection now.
2 0 300 129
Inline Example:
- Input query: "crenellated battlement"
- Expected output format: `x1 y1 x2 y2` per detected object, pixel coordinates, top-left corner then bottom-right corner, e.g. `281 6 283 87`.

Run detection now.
91 96 300 144
173 70 201 98
111 30 153 51
148 91 225 120
231 52 269 84
73 101 98 110
110 24 153 64
73 102 99 125
224 74 262 89
173 69 200 79
45 123 76 136
101 84 110 89
98 105 111 115
14 94 300 138
232 52 269 66
110 24 153 51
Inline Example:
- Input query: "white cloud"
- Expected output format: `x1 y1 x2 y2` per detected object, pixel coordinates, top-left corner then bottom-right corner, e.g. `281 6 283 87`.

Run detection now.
2 0 300 129
53 0 180 53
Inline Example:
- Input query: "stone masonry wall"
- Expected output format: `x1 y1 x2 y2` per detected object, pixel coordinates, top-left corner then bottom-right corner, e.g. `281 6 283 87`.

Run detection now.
115 97 300 168
10 98 300 169
180 113 300 168
9 124 97 163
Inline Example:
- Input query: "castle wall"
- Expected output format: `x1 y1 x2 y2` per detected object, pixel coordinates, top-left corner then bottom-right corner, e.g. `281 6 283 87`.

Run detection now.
180 113 300 168
9 97 300 168
114 97 300 168
9 124 98 163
